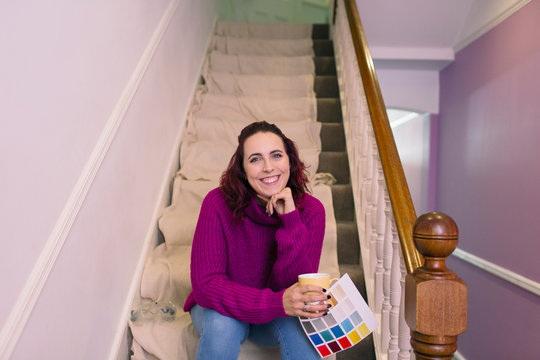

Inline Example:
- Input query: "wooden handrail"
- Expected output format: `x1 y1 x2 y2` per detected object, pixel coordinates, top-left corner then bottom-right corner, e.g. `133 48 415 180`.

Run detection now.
343 0 423 274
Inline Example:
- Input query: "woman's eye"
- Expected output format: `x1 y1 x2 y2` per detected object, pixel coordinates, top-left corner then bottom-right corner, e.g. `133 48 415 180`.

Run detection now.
272 153 282 159
249 157 260 163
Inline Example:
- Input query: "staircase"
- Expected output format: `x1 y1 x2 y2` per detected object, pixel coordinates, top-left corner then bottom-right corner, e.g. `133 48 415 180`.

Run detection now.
128 21 377 360
313 25 376 360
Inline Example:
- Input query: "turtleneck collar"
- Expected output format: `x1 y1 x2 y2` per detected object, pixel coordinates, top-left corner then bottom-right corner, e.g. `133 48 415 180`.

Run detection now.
244 195 281 226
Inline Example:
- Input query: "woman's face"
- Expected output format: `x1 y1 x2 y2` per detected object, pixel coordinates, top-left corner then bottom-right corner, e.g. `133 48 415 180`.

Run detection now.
242 131 291 202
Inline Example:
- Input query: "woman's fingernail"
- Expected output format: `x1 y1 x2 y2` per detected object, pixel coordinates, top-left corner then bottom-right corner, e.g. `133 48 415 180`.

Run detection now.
327 295 331 299
322 288 327 292
323 312 328 316
327 304 331 308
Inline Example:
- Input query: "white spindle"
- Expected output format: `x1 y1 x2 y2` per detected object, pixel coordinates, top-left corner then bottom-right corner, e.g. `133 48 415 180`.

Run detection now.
389 218 402 360
398 256 412 360
381 194 393 353
374 165 385 313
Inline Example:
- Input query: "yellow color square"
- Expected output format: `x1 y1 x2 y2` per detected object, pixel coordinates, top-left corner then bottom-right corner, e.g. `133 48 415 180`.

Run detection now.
348 330 362 344
358 323 370 337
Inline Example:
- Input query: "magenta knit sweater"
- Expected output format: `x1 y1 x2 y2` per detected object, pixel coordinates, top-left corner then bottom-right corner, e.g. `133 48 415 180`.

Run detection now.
183 187 325 324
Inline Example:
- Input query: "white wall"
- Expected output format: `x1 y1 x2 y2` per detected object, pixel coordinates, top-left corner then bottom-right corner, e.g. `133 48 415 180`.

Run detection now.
389 110 432 215
376 68 440 114
0 0 222 358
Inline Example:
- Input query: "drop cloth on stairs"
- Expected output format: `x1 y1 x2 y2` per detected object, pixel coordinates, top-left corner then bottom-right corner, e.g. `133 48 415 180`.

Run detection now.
179 116 322 181
207 51 315 75
205 72 315 98
211 36 314 56
189 93 317 124
215 22 312 39
183 117 322 150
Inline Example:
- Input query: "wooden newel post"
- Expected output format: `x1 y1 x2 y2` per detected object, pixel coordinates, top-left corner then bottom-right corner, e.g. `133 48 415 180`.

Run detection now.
405 212 467 360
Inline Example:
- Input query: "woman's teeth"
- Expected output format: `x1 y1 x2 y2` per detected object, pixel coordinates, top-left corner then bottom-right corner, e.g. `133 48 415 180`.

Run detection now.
261 176 279 184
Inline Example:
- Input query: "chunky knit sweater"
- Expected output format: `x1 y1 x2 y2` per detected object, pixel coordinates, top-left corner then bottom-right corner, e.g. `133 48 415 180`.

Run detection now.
183 187 325 324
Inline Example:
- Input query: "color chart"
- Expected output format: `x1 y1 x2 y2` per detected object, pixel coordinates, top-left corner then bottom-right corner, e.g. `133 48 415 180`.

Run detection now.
299 273 378 358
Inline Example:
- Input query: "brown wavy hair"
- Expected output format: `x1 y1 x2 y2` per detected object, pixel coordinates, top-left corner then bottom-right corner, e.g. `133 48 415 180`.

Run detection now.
220 121 310 218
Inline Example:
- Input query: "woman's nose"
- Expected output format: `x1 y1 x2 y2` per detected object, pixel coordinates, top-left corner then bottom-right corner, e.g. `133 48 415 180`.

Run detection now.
263 159 272 172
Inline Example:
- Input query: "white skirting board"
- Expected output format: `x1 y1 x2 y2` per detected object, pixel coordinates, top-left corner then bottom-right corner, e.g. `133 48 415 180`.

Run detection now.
452 248 540 296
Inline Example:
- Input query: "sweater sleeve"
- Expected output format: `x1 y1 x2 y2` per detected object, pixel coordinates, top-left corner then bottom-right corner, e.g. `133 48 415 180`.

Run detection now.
267 195 326 290
190 190 287 324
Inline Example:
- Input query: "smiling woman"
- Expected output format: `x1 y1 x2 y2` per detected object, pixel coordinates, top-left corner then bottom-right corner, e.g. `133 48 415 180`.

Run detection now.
183 121 328 360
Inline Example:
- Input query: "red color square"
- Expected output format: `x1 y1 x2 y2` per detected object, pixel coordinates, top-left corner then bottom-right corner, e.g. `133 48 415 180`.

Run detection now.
338 336 352 349
317 344 332 357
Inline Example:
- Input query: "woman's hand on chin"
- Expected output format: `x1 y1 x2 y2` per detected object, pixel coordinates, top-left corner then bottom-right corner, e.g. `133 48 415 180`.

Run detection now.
282 283 330 318
259 187 295 216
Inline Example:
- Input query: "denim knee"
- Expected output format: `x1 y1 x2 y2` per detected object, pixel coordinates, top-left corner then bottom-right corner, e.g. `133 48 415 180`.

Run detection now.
271 316 320 360
191 305 249 359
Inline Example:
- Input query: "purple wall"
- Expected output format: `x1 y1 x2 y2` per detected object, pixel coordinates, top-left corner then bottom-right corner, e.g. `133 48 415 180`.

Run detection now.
438 1 540 359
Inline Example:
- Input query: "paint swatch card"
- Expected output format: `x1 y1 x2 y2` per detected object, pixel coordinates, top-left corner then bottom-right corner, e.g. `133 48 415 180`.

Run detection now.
299 273 378 358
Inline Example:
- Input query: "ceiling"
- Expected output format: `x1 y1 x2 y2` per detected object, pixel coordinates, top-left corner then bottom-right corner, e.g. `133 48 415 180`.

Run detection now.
355 0 532 70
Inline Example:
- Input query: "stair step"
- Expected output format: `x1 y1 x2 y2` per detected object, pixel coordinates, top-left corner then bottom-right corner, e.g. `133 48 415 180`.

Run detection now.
337 221 360 265
315 57 337 76
321 122 345 151
311 24 329 39
317 98 342 123
330 184 354 220
313 39 334 56
315 75 339 98
318 152 350 184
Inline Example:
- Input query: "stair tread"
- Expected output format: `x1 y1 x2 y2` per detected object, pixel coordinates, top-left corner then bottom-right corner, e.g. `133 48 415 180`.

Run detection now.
320 122 345 151
314 57 337 76
313 39 334 56
315 76 339 98
317 98 343 123
311 24 329 39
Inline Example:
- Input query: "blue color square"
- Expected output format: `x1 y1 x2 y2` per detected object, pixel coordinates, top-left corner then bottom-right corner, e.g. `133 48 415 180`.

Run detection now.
341 318 354 333
350 311 363 326
330 325 345 338
309 333 324 346
321 330 334 342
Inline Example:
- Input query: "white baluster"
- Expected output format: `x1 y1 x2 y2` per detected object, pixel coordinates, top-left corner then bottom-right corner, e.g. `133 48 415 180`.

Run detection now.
364 142 374 278
374 162 385 313
381 193 392 352
398 256 412 360
389 218 401 360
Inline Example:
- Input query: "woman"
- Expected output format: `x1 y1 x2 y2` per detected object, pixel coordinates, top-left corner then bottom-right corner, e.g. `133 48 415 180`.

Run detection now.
184 121 328 359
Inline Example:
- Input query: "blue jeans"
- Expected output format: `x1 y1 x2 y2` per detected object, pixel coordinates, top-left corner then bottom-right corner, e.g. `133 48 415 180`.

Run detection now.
190 305 320 360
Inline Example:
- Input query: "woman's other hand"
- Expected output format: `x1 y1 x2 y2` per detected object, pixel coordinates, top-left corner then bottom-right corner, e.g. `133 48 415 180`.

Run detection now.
261 187 296 216
282 283 330 318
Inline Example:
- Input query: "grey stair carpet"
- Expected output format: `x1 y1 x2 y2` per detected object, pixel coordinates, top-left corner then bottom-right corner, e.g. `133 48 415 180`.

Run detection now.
314 24 376 360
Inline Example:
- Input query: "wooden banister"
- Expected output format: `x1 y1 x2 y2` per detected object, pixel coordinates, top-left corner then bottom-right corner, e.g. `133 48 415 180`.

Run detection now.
343 0 422 274
406 212 467 359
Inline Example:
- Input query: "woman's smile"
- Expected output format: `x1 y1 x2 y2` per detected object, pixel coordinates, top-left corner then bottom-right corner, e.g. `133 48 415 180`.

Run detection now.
260 175 280 184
